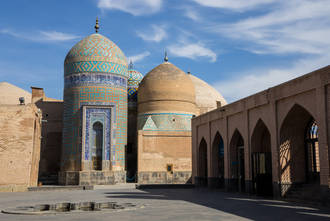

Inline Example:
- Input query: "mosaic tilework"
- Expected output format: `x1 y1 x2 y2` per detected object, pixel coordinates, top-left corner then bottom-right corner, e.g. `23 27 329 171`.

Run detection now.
142 116 157 130
127 87 138 102
65 34 127 66
85 107 111 161
64 73 126 89
127 69 143 103
137 113 193 131
62 86 127 170
127 69 143 87
65 61 128 78
62 33 128 172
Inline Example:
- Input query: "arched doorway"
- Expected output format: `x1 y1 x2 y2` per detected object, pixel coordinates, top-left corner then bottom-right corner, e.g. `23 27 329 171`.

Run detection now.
305 119 319 183
211 132 224 188
251 120 273 196
229 130 245 192
280 104 320 195
92 122 103 171
198 138 208 186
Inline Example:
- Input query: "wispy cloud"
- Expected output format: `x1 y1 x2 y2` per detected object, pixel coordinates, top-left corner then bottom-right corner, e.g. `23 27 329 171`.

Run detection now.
39 31 80 41
168 41 217 62
212 54 330 102
137 25 167 42
128 51 151 63
0 29 80 42
203 0 330 101
192 0 276 11
211 1 330 55
183 7 201 21
97 0 163 16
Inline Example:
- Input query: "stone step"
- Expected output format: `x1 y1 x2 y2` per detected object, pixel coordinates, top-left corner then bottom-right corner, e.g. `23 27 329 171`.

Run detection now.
28 185 93 192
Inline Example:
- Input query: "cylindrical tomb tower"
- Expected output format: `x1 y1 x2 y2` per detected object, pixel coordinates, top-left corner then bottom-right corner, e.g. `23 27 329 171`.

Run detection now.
60 29 128 185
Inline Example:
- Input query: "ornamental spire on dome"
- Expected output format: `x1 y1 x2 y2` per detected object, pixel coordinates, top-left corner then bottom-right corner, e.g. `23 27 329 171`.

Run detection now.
95 17 100 33
164 50 169 62
129 60 134 69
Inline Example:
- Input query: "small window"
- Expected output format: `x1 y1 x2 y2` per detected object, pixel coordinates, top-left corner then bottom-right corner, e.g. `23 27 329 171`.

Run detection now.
167 164 173 172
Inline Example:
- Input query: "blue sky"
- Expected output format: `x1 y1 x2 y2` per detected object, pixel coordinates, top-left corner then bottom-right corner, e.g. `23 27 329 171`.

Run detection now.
1 0 330 102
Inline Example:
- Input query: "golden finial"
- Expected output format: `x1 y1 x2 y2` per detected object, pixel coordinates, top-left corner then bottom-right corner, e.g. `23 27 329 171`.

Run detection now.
95 17 100 33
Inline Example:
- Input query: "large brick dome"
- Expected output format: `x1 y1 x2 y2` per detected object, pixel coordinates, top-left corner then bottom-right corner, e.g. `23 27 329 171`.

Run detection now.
138 62 197 115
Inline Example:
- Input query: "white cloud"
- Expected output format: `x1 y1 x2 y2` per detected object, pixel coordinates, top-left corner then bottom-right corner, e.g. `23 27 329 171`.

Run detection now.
168 42 217 62
212 0 330 55
0 29 80 42
39 31 80 41
128 51 151 63
97 0 163 16
193 0 276 11
183 8 201 21
212 54 330 102
203 0 330 102
137 25 167 42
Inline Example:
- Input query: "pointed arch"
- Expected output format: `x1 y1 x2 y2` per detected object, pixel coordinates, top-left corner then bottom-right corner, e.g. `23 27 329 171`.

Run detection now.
92 121 103 171
229 129 245 192
197 138 208 186
211 131 225 188
280 103 316 131
251 119 273 196
279 104 319 195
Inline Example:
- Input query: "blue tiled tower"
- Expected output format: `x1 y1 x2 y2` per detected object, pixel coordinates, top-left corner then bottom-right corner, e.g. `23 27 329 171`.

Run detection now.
60 22 128 185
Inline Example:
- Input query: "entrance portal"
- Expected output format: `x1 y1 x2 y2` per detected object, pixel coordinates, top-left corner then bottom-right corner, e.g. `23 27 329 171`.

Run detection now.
305 119 319 183
251 120 273 196
280 104 320 195
211 132 224 188
92 122 103 171
198 138 208 186
229 130 245 192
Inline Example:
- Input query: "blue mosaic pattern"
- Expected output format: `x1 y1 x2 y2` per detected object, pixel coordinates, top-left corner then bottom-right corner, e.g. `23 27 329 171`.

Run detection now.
64 73 127 89
128 69 143 87
65 34 127 66
62 33 128 171
63 86 127 169
127 69 143 102
85 108 111 161
65 61 128 78
137 113 193 131
127 87 138 102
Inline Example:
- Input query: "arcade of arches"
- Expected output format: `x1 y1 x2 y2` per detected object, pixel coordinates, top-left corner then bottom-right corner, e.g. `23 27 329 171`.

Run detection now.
192 66 330 201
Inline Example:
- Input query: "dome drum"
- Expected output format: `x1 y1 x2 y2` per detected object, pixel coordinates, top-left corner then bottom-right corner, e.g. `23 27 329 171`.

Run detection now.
137 62 198 132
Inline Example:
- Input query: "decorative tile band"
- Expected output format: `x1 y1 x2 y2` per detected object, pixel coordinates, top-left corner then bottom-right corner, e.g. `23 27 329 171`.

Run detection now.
85 107 111 161
64 73 127 89
137 113 193 131
64 61 128 78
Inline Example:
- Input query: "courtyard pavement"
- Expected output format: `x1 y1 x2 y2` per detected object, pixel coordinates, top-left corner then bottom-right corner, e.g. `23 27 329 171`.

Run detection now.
0 184 330 221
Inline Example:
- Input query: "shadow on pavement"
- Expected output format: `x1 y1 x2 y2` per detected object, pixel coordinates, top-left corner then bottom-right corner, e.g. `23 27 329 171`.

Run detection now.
104 188 330 221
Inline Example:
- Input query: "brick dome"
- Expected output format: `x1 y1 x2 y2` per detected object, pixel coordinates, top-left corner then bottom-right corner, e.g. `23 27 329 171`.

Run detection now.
138 62 198 115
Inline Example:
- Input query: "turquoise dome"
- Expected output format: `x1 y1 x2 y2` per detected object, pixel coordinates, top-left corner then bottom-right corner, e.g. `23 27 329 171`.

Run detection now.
64 33 128 78
127 66 143 102
128 68 143 88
